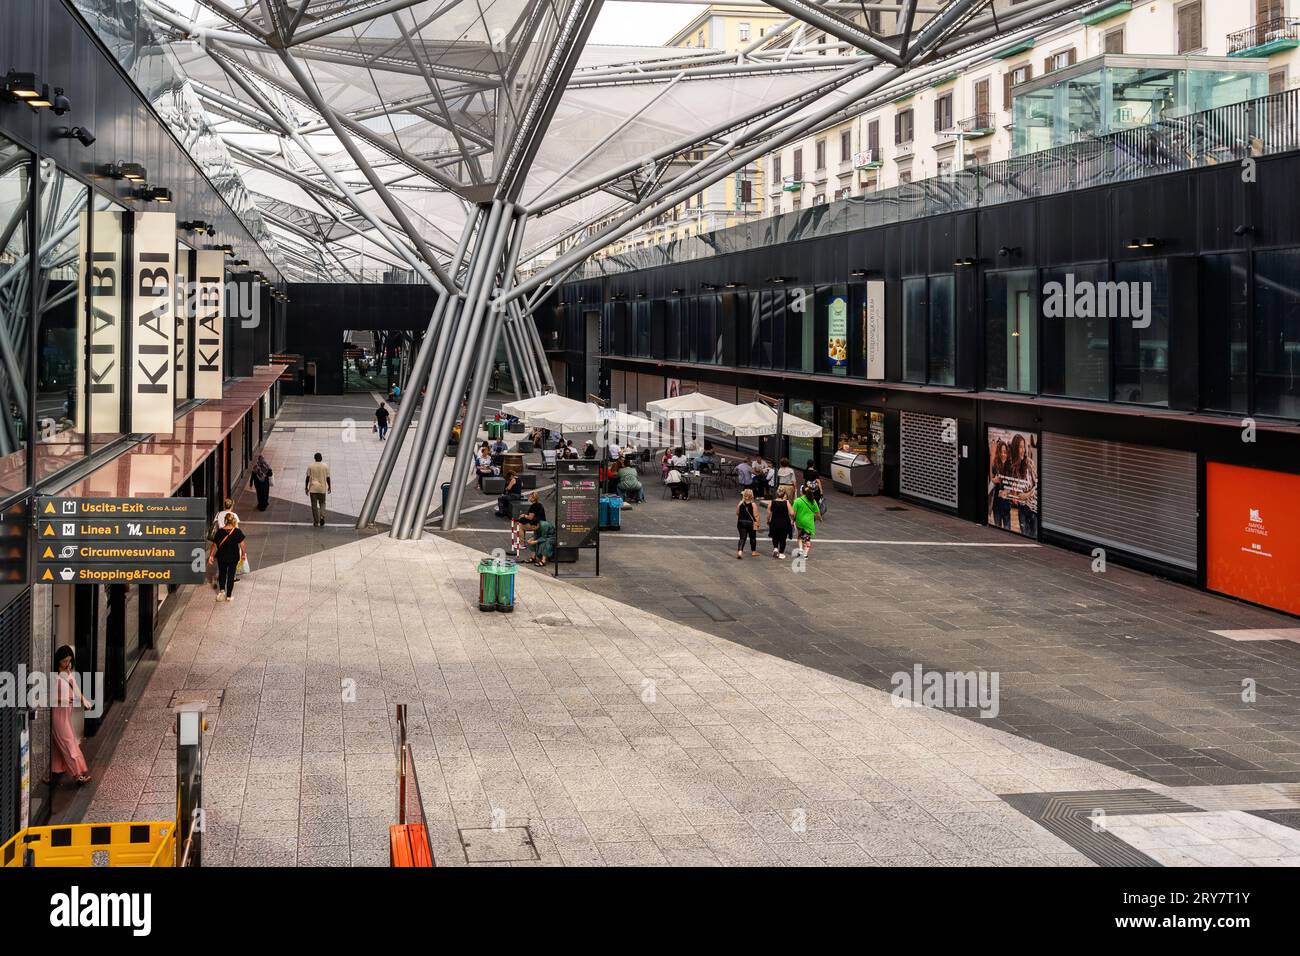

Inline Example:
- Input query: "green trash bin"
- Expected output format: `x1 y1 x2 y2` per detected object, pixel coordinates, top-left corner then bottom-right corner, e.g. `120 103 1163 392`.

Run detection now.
485 419 504 440
475 556 518 612
476 558 498 611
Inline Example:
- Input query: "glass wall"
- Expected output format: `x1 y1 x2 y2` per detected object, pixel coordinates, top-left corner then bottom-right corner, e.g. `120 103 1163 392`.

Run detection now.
985 269 1037 393
1201 253 1249 413
928 275 955 387
0 133 32 500
902 277 926 383
1041 263 1109 400
1254 249 1300 419
34 164 90 476
1113 259 1170 406
902 275 954 385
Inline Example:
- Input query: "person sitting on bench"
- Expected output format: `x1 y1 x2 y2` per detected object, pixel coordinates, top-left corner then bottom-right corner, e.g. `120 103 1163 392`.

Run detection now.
495 471 523 517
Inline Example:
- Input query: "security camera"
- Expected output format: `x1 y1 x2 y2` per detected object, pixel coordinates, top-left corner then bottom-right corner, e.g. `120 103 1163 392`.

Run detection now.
49 87 71 116
66 126 95 147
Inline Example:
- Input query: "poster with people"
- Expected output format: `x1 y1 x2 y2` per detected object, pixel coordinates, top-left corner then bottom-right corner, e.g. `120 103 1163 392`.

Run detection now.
987 426 1039 538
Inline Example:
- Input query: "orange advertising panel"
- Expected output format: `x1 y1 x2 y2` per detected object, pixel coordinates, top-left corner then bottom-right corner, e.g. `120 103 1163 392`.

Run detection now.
1206 463 1300 617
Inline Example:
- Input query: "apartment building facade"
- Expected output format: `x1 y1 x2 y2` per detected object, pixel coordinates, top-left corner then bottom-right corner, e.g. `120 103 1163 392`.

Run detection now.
768 0 1300 212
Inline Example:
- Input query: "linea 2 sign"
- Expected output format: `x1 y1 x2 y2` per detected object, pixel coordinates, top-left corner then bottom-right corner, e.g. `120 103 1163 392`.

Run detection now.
131 212 175 434
194 249 224 399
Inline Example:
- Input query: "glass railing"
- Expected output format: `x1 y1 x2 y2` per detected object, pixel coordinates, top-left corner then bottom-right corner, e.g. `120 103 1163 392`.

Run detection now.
571 87 1300 279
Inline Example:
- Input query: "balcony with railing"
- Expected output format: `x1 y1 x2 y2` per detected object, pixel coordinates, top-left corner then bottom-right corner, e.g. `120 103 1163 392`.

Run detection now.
958 112 997 137
568 87 1300 280
1228 17 1300 57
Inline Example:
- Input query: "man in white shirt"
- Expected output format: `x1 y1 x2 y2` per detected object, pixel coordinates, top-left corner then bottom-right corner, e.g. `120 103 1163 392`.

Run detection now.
305 452 331 526
608 441 622 461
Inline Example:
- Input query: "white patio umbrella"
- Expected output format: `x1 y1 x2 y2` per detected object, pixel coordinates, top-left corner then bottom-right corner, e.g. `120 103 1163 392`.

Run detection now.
702 401 822 438
532 402 606 433
598 408 655 433
644 392 735 419
500 393 585 422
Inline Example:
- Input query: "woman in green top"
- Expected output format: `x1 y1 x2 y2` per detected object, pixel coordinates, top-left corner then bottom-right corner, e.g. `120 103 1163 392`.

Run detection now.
528 520 556 567
616 464 643 503
792 490 821 559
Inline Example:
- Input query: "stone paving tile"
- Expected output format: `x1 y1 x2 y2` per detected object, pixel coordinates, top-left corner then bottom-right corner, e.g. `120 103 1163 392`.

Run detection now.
67 395 1300 867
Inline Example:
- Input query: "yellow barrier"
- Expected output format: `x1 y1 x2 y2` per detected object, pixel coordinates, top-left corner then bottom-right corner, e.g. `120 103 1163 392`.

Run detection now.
0 821 176 868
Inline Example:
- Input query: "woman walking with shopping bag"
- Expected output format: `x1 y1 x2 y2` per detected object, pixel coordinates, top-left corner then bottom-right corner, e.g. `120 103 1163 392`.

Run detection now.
208 513 247 602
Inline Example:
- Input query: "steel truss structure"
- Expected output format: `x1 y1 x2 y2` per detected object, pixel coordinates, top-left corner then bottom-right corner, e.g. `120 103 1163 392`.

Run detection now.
121 0 1098 535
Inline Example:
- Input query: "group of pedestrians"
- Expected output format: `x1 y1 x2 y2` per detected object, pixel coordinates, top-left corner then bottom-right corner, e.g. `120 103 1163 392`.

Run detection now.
733 465 825 561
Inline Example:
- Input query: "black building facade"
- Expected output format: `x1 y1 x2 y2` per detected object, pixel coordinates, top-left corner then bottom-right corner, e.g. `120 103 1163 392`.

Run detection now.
540 146 1300 617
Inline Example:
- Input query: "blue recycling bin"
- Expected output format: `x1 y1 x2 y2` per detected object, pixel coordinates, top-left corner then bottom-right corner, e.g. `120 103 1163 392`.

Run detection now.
599 495 623 530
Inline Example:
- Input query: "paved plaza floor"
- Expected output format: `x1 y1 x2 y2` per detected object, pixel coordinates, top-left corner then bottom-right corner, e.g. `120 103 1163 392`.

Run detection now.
69 395 1300 866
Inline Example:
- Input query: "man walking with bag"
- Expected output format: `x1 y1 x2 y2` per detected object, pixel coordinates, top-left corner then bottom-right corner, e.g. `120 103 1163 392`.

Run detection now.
306 452 331 526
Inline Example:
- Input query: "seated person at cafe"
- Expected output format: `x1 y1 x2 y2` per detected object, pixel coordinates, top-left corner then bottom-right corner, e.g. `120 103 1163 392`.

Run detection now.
735 458 753 491
582 440 597 459
617 462 644 503
665 465 688 500
671 447 689 469
475 442 496 489
495 471 523 517
517 491 546 529
527 520 556 567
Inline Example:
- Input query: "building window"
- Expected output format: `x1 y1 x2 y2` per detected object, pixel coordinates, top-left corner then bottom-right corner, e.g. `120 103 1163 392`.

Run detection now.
903 278 927 383
867 118 879 151
840 129 852 163
698 29 705 48
1176 1 1203 54
1202 253 1250 414
973 77 991 123
1270 69 1288 94
738 21 751 41
793 148 803 180
1041 264 1109 401
895 108 914 144
934 92 953 131
899 169 913 184
1253 249 1300 419
1113 259 1170 406
1044 49 1076 74
1004 64 1032 110
985 270 1038 394
1103 27 1125 54
815 138 826 170
772 154 782 186
902 275 955 386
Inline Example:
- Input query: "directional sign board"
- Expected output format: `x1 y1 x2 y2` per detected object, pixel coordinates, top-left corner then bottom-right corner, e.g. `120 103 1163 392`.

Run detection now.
36 497 209 585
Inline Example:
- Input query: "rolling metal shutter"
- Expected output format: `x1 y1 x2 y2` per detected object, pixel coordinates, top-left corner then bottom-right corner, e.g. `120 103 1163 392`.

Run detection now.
699 381 737 404
0 589 31 843
1041 433 1198 570
900 412 959 507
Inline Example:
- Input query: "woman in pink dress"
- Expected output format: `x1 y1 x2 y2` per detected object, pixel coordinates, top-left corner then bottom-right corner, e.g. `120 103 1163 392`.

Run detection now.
52 645 92 784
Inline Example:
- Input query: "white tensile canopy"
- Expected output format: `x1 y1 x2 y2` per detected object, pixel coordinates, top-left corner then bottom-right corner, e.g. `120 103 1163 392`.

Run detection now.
599 409 655 433
703 401 822 438
532 402 605 432
645 393 735 419
500 393 585 421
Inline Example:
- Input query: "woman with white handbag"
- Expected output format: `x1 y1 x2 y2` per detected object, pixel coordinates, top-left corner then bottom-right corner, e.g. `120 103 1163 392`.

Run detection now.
208 512 248 603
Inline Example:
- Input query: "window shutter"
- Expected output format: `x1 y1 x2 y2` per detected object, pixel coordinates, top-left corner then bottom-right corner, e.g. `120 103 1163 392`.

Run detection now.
1067 48 1077 66
1003 71 1013 110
